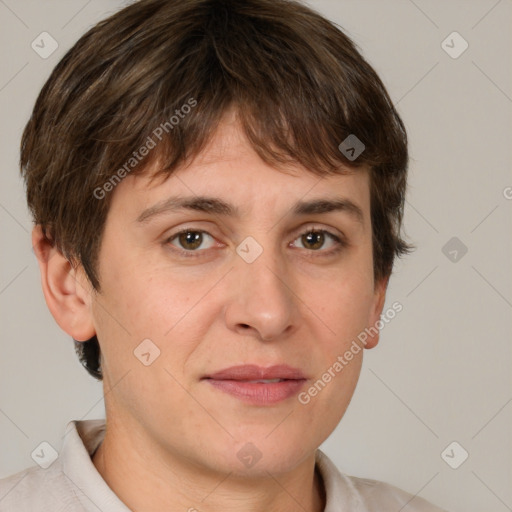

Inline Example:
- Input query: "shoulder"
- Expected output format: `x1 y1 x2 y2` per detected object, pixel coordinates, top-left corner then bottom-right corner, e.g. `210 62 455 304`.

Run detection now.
0 464 84 512
315 450 448 512
0 420 115 512
0 466 47 511
347 475 448 512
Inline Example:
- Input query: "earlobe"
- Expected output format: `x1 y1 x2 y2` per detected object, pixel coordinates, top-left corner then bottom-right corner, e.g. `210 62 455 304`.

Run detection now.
32 225 96 342
364 276 389 350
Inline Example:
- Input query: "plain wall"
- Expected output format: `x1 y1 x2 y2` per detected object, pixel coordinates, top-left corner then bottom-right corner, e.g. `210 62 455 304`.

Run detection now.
0 1 510 511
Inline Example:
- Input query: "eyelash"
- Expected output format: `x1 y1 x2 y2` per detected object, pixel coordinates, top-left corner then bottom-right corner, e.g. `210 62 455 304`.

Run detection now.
164 227 347 259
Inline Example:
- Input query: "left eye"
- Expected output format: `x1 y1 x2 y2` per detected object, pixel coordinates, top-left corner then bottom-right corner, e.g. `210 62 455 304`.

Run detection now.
291 229 342 252
166 228 344 256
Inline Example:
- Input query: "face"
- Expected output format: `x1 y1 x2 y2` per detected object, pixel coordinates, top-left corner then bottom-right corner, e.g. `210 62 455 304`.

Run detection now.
86 115 386 477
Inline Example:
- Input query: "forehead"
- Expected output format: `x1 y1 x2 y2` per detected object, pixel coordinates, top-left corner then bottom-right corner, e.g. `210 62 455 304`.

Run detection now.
112 116 371 222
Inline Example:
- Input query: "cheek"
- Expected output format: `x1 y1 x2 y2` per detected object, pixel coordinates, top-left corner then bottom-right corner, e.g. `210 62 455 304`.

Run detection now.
307 264 375 343
97 251 178 333
92 260 210 380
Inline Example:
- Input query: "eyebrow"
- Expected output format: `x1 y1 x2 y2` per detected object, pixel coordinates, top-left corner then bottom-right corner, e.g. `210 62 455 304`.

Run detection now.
136 195 364 225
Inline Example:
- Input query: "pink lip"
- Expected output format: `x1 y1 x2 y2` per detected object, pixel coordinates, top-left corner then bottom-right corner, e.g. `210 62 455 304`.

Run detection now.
205 364 306 381
203 365 307 405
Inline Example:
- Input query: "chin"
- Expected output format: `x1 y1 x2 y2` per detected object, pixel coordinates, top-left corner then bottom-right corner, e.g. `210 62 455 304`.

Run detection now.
205 435 315 478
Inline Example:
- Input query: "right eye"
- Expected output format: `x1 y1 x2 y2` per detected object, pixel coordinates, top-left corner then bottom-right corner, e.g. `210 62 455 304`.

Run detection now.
165 229 217 257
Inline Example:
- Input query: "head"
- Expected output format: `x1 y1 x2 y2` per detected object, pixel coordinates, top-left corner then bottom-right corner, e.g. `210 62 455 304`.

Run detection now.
25 0 412 475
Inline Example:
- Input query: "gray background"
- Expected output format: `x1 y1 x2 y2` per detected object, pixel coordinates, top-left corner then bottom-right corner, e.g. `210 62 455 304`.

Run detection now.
0 1 511 510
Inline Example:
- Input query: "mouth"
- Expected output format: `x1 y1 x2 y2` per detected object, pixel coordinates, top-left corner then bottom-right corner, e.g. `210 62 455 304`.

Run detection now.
202 365 307 405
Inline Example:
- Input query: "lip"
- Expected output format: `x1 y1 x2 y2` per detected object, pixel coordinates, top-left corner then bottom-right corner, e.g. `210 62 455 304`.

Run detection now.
204 364 306 381
203 365 307 405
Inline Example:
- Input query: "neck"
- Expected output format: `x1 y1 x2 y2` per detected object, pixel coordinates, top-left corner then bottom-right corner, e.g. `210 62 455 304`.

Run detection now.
92 421 326 512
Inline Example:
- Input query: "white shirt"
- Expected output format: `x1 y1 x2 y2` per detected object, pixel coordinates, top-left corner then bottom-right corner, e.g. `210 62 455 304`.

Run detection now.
0 419 447 511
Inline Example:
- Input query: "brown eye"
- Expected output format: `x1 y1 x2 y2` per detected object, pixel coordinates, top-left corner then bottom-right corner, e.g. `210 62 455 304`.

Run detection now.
177 231 203 250
167 230 215 253
301 231 326 250
293 229 342 252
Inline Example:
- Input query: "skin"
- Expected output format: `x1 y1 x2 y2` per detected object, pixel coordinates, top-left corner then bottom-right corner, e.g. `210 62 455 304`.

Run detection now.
33 113 388 512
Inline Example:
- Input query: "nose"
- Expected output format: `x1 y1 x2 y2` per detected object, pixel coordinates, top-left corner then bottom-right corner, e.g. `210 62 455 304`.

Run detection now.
223 243 298 341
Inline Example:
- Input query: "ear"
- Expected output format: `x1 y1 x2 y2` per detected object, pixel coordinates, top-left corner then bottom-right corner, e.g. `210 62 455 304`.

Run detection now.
32 225 96 342
363 276 389 350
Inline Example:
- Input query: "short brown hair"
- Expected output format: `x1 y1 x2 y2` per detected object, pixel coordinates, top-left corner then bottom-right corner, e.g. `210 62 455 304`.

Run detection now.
21 0 413 380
